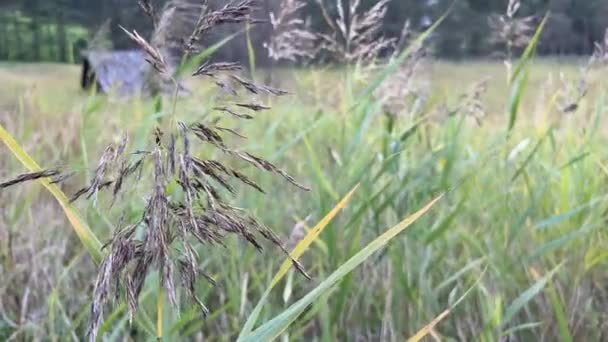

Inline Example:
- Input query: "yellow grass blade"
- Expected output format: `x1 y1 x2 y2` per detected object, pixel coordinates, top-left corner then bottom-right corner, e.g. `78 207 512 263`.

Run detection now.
408 266 487 341
238 185 359 338
0 123 103 263
271 185 359 288
241 194 444 341
407 309 450 342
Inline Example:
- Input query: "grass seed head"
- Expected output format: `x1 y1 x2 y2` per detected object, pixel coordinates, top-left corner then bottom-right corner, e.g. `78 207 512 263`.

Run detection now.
120 26 169 74
2 1 311 339
0 169 61 189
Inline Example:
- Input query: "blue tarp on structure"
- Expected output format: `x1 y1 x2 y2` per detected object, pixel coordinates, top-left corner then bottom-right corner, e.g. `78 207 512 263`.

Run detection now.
81 50 148 96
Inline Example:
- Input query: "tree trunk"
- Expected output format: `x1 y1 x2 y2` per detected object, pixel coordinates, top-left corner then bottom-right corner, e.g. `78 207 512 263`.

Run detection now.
45 23 57 61
108 0 128 49
56 9 68 62
12 17 23 61
0 17 9 60
31 5 41 61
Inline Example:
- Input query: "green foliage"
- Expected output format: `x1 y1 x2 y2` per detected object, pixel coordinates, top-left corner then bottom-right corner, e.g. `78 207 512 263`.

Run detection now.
1 30 608 340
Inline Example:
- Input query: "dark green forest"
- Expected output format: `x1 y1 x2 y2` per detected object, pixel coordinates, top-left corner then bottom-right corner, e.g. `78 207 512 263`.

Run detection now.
1 0 608 63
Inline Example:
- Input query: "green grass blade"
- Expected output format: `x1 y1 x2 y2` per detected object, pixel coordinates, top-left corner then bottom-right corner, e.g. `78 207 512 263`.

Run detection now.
501 322 543 337
526 226 592 262
546 284 572 342
559 152 590 170
240 194 443 341
508 14 549 84
245 22 256 78
584 245 608 270
346 99 384 156
511 128 550 182
506 15 548 134
434 257 485 293
506 70 529 134
425 200 463 244
303 136 340 200
501 263 563 327
237 186 359 338
0 123 103 263
533 195 606 231
175 30 244 78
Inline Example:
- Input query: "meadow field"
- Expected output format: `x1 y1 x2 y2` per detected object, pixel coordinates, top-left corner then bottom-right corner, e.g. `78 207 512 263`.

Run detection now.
1 58 608 341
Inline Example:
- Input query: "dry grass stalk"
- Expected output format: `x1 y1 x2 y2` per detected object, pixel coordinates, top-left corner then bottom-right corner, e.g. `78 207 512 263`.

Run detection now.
554 29 608 114
120 26 169 74
132 0 264 93
374 21 428 117
265 0 318 62
193 61 243 76
182 0 262 57
267 0 396 64
590 29 608 67
235 102 272 111
556 72 588 114
138 0 158 27
85 1 307 339
4 1 310 339
0 169 61 189
315 0 395 63
456 79 489 125
488 0 535 71
214 106 254 119
81 106 309 342
430 79 489 125
153 0 208 61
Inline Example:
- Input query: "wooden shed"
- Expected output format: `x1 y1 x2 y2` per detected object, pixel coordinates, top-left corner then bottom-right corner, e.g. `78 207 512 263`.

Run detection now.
80 50 148 96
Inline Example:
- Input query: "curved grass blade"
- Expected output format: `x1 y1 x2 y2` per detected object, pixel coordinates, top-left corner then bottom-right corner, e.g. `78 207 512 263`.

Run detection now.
506 15 548 134
304 136 340 200
246 22 256 78
175 30 244 78
407 310 450 342
508 15 549 85
500 322 543 337
511 128 551 182
408 267 486 342
433 257 485 293
240 194 444 341
500 263 563 328
238 186 359 338
0 123 103 263
542 279 572 342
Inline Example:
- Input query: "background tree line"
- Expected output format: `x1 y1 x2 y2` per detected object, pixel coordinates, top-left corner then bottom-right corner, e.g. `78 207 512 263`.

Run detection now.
1 0 607 64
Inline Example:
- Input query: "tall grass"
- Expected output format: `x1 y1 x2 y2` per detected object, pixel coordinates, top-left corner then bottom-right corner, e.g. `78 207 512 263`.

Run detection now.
1 52 608 341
